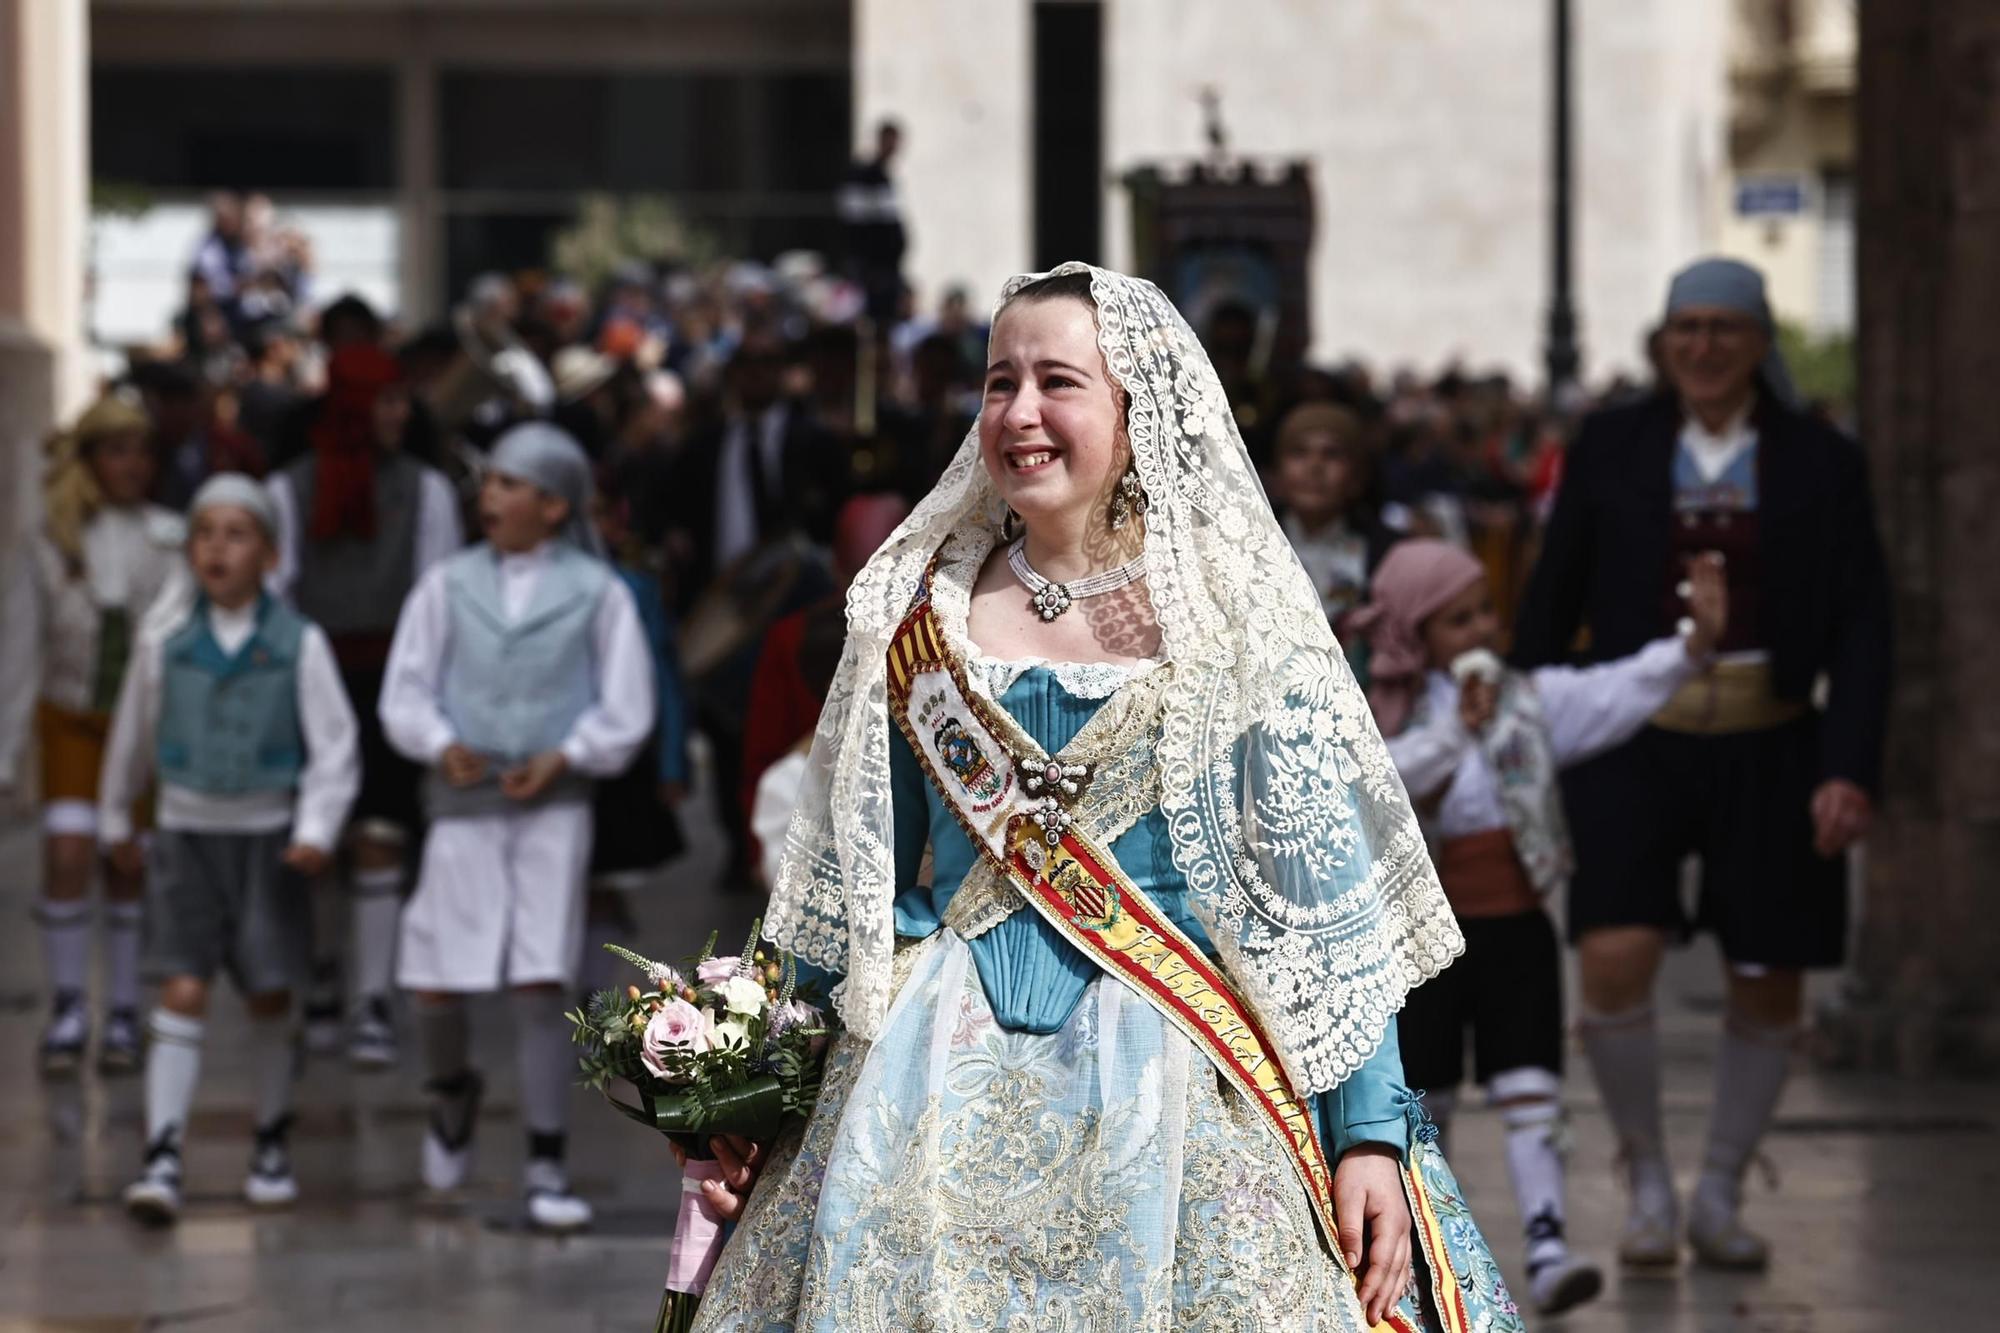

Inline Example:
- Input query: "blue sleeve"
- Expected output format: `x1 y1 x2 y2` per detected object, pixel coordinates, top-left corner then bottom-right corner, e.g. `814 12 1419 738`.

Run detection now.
1314 1018 1415 1163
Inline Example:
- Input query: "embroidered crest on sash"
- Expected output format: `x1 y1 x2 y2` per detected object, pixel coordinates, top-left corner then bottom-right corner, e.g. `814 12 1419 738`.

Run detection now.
933 716 1007 806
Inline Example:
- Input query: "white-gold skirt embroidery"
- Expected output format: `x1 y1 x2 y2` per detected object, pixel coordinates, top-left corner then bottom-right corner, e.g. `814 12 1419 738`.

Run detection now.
692 932 1371 1333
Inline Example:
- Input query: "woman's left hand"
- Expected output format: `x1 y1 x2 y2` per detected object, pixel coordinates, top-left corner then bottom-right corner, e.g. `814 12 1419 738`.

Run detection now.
1333 1142 1414 1326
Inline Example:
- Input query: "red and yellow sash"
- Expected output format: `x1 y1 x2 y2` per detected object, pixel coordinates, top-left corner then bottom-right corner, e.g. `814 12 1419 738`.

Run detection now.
885 585 1343 1255
887 572 1489 1333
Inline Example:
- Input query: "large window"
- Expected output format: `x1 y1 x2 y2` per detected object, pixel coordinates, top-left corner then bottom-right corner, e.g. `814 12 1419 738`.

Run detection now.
93 68 396 191
438 69 852 294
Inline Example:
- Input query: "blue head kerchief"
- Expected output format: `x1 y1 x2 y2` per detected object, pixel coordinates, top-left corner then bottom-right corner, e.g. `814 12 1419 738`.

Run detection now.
487 421 603 557
1663 257 1801 410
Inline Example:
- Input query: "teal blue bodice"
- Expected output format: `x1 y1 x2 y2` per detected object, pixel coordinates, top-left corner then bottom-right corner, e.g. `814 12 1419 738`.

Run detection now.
883 663 1412 1160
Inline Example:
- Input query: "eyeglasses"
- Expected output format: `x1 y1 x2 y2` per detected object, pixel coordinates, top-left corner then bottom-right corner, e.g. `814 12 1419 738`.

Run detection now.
1663 315 1760 344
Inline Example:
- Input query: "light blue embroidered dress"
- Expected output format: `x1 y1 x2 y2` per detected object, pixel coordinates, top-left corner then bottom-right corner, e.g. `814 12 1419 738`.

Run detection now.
692 659 1429 1332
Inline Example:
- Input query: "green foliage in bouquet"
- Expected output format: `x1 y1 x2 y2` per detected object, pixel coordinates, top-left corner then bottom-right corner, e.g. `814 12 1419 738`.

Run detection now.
567 918 832 1146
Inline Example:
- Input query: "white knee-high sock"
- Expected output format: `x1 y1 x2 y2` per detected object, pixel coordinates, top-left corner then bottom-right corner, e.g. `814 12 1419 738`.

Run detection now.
144 1010 205 1152
1578 1002 1673 1214
38 898 92 999
248 1012 297 1133
1501 1099 1570 1272
512 989 573 1141
1693 1015 1796 1220
103 900 145 1011
349 867 403 1004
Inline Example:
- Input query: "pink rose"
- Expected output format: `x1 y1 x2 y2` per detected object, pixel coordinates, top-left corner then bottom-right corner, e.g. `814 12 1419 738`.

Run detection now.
695 956 740 987
641 998 713 1080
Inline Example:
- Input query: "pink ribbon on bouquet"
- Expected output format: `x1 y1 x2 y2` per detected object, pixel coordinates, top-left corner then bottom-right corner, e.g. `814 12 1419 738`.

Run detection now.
665 1158 729 1295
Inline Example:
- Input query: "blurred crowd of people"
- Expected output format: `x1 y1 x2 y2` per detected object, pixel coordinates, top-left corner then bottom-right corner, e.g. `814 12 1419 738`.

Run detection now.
51 189 1699 909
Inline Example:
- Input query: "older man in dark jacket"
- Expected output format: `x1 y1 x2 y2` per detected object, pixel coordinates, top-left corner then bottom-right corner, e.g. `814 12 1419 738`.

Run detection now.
1512 258 1890 1273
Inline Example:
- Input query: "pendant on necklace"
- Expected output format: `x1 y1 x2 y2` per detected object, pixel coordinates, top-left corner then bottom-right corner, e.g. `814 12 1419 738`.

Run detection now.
1031 582 1073 621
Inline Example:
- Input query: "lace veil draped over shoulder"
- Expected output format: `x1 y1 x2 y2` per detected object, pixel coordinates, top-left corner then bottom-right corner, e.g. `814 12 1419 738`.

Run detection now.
767 263 1462 1096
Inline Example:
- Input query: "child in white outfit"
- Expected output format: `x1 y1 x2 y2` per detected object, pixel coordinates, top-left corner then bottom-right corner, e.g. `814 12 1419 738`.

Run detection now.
1350 538 1725 1316
379 422 654 1233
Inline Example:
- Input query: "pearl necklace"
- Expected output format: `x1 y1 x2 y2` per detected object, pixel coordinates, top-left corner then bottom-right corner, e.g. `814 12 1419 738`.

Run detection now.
1006 537 1147 621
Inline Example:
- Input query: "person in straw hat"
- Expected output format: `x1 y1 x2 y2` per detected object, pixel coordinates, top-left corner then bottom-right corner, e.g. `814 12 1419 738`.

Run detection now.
0 390 185 1076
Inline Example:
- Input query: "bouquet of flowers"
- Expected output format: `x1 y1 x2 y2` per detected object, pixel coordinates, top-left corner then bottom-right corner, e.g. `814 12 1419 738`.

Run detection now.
569 918 831 1333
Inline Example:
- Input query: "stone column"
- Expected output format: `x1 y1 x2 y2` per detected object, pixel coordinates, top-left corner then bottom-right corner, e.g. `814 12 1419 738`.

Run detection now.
0 0 90 560
397 40 441 327
1818 0 2000 1074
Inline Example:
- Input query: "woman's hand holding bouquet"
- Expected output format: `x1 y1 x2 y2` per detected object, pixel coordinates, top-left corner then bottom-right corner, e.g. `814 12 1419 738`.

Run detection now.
568 919 830 1332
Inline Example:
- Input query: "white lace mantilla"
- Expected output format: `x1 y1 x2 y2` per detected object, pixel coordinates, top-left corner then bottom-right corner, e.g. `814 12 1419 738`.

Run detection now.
767 263 1462 1096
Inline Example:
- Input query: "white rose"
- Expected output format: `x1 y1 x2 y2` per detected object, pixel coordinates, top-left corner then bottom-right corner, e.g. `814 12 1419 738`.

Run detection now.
720 975 769 1018
713 1015 753 1049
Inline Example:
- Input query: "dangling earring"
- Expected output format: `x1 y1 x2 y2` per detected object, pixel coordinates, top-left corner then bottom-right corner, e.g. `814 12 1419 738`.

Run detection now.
1108 465 1148 530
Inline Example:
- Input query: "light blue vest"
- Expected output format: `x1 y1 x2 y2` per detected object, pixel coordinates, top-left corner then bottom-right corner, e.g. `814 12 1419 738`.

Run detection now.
156 596 307 795
438 543 608 765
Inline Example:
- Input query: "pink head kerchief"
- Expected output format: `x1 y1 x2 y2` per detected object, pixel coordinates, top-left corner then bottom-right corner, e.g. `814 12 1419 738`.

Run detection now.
1346 538 1487 737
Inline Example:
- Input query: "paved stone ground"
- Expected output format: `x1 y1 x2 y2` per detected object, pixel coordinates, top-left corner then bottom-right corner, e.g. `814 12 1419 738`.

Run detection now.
0 773 1993 1332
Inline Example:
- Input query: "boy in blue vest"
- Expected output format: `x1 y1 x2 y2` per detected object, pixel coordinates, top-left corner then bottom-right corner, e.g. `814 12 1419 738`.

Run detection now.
98 474 360 1225
379 423 654 1233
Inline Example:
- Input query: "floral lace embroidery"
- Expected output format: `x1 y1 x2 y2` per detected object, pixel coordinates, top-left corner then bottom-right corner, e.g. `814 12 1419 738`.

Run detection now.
766 264 1461 1095
691 937 1374 1333
965 653 1163 702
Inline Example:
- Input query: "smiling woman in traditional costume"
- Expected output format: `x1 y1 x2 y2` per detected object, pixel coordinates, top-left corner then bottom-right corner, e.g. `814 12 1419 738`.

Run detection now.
690 265 1521 1332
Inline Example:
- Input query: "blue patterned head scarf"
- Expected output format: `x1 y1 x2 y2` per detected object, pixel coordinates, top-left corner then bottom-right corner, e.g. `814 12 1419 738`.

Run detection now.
487 421 603 556
1663 257 1801 409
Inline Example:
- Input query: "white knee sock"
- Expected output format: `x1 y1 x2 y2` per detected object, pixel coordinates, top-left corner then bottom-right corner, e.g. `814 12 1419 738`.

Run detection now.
103 900 145 1011
1693 1015 1796 1220
38 898 92 999
1578 1003 1673 1214
1499 1096 1570 1273
512 989 573 1139
248 1011 297 1133
349 867 404 1005
144 1010 205 1152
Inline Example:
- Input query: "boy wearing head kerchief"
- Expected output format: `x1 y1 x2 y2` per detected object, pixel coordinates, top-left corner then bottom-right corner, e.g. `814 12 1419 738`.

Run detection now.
378 421 654 1233
268 342 463 1071
1352 538 1727 1316
0 391 184 1076
99 474 361 1226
